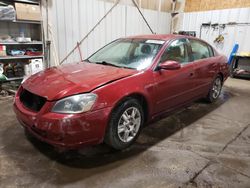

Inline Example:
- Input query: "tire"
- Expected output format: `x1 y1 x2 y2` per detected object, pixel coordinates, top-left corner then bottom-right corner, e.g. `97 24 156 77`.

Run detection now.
104 98 144 150
206 75 222 103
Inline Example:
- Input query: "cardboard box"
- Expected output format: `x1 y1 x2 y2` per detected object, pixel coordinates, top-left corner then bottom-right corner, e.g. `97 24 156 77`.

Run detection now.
15 3 41 21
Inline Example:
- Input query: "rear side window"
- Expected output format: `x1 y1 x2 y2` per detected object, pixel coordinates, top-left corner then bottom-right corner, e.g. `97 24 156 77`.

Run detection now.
189 40 211 60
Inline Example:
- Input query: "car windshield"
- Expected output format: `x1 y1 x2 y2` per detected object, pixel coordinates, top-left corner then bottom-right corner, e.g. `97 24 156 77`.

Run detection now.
87 39 165 70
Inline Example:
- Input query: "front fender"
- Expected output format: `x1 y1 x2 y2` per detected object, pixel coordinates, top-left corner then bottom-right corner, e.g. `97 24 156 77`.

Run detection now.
92 71 155 118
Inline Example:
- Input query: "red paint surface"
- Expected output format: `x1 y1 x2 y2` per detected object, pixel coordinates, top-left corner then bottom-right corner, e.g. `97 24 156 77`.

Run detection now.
14 35 229 149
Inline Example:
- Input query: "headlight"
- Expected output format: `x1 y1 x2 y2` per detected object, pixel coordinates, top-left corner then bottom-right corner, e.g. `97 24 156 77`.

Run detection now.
52 93 97 114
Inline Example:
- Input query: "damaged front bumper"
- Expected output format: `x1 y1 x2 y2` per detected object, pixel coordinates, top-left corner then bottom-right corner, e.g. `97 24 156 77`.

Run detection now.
13 96 112 149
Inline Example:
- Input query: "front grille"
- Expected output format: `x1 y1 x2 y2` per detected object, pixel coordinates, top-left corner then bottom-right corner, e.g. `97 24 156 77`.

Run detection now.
20 89 46 112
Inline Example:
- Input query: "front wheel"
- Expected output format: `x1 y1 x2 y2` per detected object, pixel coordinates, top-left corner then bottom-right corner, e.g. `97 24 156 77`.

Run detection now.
104 98 144 150
206 76 222 103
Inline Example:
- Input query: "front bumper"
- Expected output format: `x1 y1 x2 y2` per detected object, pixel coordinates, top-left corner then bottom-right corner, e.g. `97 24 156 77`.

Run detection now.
13 97 112 149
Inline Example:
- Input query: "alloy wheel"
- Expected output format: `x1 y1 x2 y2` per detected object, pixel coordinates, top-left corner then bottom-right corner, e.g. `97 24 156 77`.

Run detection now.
117 107 141 143
212 77 222 99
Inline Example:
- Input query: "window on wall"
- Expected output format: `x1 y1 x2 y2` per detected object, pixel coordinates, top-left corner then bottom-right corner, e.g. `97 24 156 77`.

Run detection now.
189 39 211 60
160 39 189 64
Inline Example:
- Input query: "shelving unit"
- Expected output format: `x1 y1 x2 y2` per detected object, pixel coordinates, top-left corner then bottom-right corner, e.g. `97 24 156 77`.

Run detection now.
0 0 44 86
0 42 43 45
0 55 44 60
0 19 41 24
14 0 40 5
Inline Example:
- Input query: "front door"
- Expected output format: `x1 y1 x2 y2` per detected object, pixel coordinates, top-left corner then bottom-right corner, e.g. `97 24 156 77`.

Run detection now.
153 38 196 114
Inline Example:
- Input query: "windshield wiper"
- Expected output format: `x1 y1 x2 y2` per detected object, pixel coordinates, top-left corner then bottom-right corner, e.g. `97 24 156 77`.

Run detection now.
84 59 91 63
90 60 134 70
94 61 122 68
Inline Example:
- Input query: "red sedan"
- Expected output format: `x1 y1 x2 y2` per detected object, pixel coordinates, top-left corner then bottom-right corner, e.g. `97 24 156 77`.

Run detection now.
14 34 229 150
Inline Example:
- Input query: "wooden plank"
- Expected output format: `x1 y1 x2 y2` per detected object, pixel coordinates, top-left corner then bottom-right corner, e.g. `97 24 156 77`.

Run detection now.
185 0 250 12
161 0 172 12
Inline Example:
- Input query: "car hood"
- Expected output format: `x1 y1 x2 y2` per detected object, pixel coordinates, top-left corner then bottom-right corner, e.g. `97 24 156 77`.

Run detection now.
22 62 137 100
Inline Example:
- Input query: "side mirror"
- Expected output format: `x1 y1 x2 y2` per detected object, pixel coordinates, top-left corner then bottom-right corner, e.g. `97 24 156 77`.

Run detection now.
158 60 181 70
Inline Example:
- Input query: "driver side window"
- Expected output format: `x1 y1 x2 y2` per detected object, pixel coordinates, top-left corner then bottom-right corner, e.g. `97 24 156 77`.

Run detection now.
160 39 189 64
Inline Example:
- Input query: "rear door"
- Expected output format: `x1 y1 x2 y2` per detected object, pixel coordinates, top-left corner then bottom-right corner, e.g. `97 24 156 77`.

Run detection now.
153 38 196 114
188 39 217 96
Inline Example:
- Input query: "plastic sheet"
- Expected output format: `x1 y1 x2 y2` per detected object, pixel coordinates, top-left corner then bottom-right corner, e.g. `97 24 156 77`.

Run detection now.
0 5 16 21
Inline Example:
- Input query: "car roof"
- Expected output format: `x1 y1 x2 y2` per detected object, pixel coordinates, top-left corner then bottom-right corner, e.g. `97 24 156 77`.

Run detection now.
125 34 197 41
123 34 218 55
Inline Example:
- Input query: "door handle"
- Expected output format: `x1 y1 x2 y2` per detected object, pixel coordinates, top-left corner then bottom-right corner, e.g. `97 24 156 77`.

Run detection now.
212 64 217 68
189 72 194 77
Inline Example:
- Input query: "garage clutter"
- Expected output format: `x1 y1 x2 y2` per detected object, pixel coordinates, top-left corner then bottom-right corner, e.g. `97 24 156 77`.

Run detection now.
0 58 43 80
0 0 44 97
0 1 40 21
230 52 250 78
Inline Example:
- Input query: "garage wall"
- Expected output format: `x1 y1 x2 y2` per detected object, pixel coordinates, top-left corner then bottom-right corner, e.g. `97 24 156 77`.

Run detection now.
179 8 250 57
46 0 171 65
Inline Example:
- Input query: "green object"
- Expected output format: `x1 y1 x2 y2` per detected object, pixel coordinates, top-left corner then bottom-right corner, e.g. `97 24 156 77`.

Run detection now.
0 73 7 81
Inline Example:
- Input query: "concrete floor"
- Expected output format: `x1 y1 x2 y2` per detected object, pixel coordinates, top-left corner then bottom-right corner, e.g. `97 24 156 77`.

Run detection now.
0 78 250 188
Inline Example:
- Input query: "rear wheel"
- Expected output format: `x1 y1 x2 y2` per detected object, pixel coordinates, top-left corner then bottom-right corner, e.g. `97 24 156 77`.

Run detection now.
104 98 144 150
206 76 222 103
